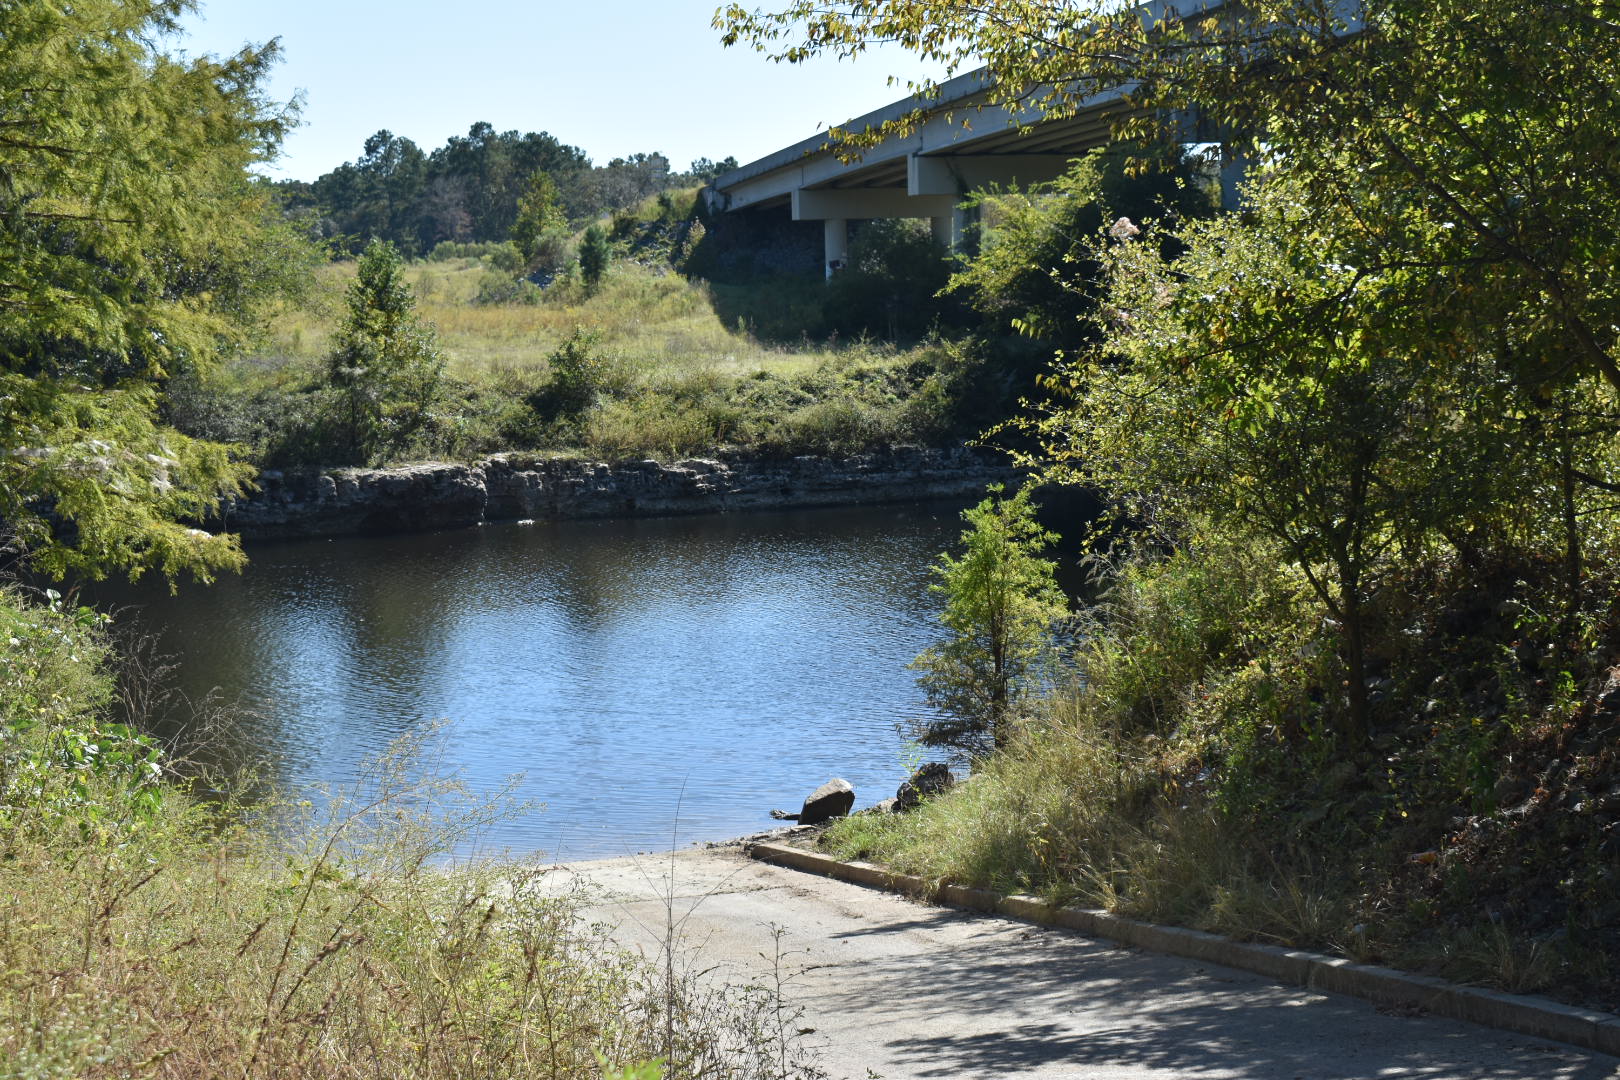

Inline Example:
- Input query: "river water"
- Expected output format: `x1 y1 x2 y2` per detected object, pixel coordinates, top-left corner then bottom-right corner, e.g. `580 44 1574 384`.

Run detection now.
97 502 975 859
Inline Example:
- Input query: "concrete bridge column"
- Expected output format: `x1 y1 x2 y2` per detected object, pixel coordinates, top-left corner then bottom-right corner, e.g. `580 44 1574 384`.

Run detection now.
1219 152 1248 212
823 218 849 278
930 205 978 252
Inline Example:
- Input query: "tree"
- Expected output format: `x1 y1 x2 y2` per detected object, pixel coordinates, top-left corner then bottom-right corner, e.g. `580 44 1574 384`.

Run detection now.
722 0 1620 742
1029 172 1555 741
327 242 446 464
510 171 568 271
718 0 1620 408
688 156 740 184
912 484 1068 757
579 225 612 294
0 0 304 583
565 153 673 221
947 146 1215 351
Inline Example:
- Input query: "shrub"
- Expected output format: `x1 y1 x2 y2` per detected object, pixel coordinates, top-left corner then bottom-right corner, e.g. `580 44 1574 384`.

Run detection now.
823 219 960 340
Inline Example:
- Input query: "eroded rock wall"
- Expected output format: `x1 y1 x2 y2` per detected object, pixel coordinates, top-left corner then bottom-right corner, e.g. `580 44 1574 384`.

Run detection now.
223 447 1015 540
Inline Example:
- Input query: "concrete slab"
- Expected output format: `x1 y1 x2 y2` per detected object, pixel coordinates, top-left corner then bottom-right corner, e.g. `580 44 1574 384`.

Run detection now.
544 849 1620 1080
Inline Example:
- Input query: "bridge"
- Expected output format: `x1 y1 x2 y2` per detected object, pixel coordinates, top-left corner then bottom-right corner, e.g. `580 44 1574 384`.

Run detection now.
704 5 1246 278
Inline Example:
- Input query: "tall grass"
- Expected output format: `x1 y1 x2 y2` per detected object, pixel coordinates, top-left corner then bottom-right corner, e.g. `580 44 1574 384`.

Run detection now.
261 259 838 382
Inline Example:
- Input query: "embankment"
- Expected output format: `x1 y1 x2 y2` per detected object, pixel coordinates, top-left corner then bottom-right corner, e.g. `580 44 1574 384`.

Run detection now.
222 445 1015 540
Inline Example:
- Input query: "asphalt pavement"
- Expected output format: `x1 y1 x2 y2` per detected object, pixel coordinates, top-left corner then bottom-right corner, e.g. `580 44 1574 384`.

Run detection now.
544 847 1620 1080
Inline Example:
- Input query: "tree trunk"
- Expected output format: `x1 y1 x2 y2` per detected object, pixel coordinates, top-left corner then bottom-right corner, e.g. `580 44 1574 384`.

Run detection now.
1341 589 1369 745
1561 427 1582 639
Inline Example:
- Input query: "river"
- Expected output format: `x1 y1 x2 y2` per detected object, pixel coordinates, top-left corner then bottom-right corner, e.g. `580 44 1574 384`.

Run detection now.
96 501 975 858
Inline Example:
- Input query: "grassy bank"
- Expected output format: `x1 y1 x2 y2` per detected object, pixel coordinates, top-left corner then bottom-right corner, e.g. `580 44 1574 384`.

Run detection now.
0 587 818 1079
823 532 1620 1014
172 255 985 468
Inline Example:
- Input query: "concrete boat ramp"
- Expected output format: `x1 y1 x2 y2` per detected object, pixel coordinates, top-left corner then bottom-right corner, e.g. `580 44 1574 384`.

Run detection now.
544 847 1619 1080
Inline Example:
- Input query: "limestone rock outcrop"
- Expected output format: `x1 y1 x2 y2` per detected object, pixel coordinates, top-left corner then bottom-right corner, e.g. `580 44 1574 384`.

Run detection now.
219 446 1015 540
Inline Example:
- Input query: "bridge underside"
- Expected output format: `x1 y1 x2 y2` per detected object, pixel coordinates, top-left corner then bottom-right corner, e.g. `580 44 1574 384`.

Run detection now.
710 93 1136 277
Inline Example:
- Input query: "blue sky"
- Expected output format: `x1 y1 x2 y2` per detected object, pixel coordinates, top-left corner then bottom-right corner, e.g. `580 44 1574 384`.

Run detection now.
175 1 947 181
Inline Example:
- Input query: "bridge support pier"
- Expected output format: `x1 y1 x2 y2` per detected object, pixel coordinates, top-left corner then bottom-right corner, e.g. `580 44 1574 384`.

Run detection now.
1219 152 1248 212
823 218 849 279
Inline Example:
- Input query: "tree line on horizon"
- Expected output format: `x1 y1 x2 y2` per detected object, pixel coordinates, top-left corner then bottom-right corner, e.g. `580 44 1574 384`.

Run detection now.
271 122 737 257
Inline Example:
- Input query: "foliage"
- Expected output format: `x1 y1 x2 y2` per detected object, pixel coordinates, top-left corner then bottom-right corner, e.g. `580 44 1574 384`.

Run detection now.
688 156 740 184
0 0 317 582
733 0 1620 1010
1029 173 1555 739
291 124 734 255
912 484 1068 757
822 219 960 341
719 0 1620 402
948 146 1215 349
326 241 447 464
579 224 612 294
511 170 570 272
0 586 166 831
524 327 615 439
181 259 976 467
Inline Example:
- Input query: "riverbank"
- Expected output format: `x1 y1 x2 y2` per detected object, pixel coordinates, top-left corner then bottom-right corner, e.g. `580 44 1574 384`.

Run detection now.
220 445 1015 540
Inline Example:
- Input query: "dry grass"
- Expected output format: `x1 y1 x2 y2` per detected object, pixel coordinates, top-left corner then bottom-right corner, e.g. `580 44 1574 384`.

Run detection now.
261 259 836 383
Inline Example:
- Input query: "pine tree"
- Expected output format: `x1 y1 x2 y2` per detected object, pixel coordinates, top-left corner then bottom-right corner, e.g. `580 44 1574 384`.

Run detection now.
0 0 308 583
912 484 1068 757
327 242 446 464
578 225 611 294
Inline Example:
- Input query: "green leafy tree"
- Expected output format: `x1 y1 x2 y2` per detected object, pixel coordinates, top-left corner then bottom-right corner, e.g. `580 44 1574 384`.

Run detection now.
722 0 1620 742
948 146 1215 350
579 225 612 293
1031 174 1551 740
0 0 305 583
327 242 446 464
510 170 567 270
912 484 1068 757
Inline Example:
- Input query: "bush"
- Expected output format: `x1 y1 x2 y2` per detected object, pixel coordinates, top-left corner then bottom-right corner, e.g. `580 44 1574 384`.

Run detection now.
482 241 526 273
822 219 960 340
473 270 544 306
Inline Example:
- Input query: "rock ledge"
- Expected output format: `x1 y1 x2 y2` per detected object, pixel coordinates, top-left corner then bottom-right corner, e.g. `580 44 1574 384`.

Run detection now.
221 446 1015 540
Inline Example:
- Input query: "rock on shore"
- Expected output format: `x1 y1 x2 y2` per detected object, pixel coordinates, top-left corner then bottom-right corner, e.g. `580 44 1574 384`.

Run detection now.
218 446 1015 540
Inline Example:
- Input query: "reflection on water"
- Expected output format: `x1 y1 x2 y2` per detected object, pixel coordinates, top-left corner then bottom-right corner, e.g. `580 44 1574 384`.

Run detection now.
94 502 973 858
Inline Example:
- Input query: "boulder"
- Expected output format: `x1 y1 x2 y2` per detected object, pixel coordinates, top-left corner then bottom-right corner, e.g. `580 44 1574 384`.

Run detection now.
895 762 955 812
769 778 855 824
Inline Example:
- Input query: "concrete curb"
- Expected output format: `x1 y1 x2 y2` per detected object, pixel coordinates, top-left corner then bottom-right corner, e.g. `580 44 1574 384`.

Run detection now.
745 840 1620 1059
